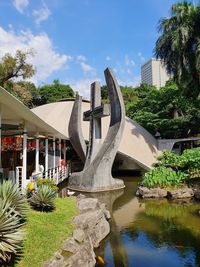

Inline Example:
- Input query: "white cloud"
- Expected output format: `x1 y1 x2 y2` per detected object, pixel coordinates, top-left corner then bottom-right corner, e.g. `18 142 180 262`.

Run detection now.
138 52 145 62
125 55 135 66
32 3 51 24
76 55 86 62
118 75 141 87
106 56 111 61
0 26 71 84
80 62 96 75
70 78 101 99
13 0 29 14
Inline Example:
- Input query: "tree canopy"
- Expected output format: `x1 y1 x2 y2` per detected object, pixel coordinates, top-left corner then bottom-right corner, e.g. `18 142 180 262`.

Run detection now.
155 1 200 98
37 80 75 104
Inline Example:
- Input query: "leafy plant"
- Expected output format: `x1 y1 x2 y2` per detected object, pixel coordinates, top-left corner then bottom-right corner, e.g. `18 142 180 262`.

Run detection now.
143 166 188 188
35 178 58 192
0 181 27 218
29 186 56 211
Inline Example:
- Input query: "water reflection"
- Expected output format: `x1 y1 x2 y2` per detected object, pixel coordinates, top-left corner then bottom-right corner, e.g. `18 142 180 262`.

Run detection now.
61 177 200 267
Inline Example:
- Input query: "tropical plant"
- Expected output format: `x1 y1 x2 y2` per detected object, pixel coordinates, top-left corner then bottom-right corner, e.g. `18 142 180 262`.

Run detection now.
143 166 188 188
155 1 200 98
0 181 27 218
29 186 56 211
0 201 24 262
35 178 58 192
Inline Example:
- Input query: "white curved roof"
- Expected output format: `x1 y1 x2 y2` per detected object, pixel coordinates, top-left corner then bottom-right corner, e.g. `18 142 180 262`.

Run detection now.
32 100 159 170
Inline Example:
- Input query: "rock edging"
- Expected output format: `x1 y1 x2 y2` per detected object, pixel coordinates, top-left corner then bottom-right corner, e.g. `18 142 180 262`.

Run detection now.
136 185 196 199
44 194 111 267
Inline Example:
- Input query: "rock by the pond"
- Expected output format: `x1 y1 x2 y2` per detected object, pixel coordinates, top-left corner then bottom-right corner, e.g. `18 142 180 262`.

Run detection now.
136 186 167 198
73 228 85 243
73 209 110 247
44 196 110 267
167 187 194 199
194 191 200 200
77 198 98 213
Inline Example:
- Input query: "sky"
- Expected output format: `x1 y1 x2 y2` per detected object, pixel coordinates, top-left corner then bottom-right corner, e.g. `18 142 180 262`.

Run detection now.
0 0 185 98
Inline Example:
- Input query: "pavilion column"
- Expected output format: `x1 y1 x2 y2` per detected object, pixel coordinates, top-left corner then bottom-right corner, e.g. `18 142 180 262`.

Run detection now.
59 138 62 165
0 105 2 170
35 133 39 173
53 137 56 175
63 140 66 165
45 138 48 178
22 123 27 188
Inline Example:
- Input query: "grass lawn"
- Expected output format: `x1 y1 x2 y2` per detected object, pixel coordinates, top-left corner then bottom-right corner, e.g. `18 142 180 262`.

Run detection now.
14 197 78 267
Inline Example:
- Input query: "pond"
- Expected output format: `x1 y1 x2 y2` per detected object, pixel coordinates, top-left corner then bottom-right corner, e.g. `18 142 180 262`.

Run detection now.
93 176 200 267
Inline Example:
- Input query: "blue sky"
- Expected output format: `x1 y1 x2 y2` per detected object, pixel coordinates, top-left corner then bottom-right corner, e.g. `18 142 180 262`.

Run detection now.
0 0 187 98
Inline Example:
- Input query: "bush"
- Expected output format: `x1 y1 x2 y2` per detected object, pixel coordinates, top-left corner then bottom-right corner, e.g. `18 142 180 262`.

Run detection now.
0 181 27 218
35 178 58 192
29 185 56 211
143 166 188 188
0 182 25 263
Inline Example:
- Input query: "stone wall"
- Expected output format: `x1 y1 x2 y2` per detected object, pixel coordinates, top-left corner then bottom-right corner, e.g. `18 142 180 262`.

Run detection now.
44 195 110 267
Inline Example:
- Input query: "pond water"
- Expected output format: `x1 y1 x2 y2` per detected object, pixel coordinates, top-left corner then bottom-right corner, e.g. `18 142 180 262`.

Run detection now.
92 176 200 267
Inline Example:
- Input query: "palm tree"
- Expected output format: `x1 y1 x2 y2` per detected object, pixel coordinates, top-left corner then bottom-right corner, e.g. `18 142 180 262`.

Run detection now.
155 1 200 98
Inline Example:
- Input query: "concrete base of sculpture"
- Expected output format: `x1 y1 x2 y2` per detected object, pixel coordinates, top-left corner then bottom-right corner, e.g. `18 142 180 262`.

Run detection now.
68 172 125 192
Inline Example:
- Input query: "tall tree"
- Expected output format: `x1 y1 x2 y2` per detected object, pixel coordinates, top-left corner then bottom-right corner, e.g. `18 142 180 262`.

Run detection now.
37 79 75 104
155 1 200 98
0 50 35 86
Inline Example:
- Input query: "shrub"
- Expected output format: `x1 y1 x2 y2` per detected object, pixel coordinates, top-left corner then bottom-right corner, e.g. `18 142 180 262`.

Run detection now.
0 182 25 263
143 166 188 188
156 151 185 170
35 178 58 192
29 185 56 211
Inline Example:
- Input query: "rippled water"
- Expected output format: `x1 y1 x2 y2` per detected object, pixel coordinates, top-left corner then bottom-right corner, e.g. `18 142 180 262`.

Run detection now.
93 176 200 267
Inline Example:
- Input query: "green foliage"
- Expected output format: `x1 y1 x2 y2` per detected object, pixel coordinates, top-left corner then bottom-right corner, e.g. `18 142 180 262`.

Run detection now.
35 178 58 192
143 166 188 188
29 185 57 211
0 50 35 87
156 151 185 170
0 181 27 218
155 1 200 98
0 182 26 263
37 79 75 104
127 81 200 138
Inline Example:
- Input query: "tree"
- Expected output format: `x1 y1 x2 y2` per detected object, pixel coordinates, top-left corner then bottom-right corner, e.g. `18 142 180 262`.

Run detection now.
127 81 200 138
155 1 200 98
0 50 35 86
37 80 75 104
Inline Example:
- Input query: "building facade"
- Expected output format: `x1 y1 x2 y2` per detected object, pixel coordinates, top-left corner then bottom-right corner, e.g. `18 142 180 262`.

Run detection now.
141 58 170 89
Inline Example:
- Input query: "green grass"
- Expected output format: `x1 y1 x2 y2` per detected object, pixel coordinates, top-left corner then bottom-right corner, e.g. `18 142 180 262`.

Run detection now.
14 197 78 267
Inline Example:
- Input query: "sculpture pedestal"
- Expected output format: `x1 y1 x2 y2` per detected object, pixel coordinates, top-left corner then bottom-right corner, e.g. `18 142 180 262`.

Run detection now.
68 171 125 192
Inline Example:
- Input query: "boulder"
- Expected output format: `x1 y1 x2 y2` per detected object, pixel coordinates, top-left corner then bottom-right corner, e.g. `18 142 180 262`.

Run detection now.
73 209 110 247
167 187 194 199
194 191 200 200
136 186 167 198
73 228 85 243
77 198 99 213
62 237 81 254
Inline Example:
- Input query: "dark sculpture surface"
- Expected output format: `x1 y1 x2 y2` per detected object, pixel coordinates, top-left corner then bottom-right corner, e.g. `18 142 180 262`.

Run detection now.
68 68 125 192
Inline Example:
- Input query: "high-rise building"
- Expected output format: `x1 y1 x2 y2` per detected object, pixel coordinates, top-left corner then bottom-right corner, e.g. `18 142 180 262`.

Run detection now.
141 58 170 89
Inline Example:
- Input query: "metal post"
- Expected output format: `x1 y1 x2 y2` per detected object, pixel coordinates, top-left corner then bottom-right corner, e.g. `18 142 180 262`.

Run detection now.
22 123 27 188
35 133 39 173
45 138 48 178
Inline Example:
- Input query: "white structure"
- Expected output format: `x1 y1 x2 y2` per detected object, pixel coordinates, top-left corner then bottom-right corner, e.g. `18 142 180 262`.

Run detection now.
141 58 170 89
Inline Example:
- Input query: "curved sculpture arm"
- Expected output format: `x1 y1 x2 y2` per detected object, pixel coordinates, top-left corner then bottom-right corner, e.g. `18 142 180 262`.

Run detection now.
68 95 87 162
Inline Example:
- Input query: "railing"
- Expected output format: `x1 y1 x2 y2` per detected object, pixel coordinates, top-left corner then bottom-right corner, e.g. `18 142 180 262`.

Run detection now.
16 166 23 188
16 162 71 189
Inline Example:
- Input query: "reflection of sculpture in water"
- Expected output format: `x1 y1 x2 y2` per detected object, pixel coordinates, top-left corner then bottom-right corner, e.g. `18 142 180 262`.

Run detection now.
68 68 125 192
88 189 129 267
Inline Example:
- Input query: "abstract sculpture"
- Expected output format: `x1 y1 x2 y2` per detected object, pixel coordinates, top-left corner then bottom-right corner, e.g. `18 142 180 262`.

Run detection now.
68 68 125 192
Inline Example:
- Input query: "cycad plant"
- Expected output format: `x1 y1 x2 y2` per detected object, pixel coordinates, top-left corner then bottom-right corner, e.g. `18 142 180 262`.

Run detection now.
0 201 24 263
0 181 27 218
29 185 56 211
